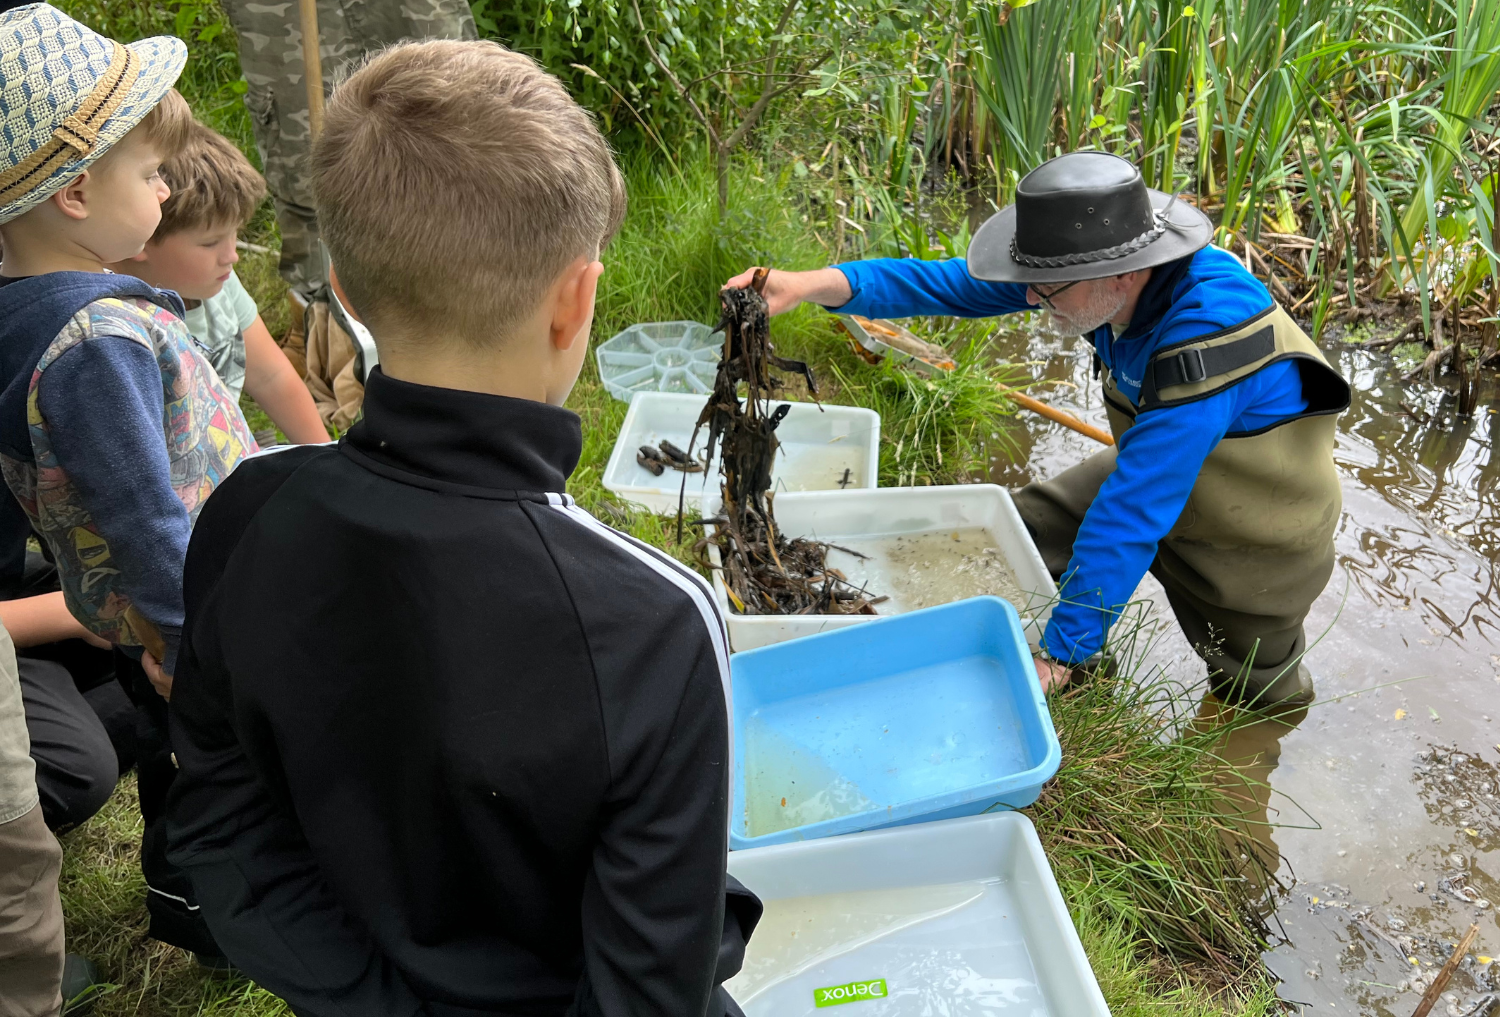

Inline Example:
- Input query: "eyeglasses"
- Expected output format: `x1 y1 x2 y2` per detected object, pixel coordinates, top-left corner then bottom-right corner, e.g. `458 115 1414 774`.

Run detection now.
1030 278 1083 312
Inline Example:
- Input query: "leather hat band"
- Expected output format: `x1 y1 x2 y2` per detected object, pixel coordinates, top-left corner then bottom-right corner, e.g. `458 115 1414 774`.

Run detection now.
0 42 138 205
1010 211 1167 269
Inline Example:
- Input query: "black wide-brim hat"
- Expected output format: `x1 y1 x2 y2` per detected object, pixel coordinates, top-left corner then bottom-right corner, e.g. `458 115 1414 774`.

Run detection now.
967 151 1213 284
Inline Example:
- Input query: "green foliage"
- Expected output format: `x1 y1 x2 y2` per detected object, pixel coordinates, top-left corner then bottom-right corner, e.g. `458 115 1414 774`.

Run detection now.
971 1 1082 199
955 0 1500 330
830 329 1024 488
50 0 254 159
472 0 926 149
1039 668 1270 968
1067 879 1284 1016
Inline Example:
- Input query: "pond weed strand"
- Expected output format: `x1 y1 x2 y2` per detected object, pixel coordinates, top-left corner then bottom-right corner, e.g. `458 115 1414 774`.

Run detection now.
729 878 1044 1015
694 272 883 616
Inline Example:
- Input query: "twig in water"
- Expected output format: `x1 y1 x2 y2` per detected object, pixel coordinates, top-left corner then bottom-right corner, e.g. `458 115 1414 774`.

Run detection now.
1410 922 1479 1017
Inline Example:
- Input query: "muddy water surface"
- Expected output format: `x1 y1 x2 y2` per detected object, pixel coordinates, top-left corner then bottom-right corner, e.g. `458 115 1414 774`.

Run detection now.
987 324 1500 1013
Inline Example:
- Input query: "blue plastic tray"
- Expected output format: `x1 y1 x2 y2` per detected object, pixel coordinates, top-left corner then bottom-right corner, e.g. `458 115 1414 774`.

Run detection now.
729 597 1061 850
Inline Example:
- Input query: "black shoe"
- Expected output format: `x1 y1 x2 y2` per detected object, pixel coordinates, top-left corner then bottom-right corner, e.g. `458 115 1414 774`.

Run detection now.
194 951 244 980
61 954 105 1013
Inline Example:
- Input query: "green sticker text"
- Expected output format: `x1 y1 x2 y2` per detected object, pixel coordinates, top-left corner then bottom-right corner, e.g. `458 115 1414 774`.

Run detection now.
813 978 888 1007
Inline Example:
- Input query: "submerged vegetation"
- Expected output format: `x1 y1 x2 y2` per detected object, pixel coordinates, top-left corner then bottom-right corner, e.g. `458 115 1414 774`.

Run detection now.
45 0 1500 1011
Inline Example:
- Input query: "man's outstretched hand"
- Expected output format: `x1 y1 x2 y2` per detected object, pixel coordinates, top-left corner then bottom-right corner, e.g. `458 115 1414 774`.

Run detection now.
1033 655 1072 693
722 266 853 317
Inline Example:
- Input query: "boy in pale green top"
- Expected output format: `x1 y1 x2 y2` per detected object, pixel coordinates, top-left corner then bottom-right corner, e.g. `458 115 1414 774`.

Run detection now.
181 265 257 399
108 121 328 444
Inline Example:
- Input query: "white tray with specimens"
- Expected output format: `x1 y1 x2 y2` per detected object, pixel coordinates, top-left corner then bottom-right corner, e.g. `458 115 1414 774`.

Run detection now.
705 484 1056 652
603 393 880 514
726 811 1111 1016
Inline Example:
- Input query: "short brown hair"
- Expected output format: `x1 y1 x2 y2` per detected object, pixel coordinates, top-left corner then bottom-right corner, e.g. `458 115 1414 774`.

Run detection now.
153 120 267 239
135 88 193 164
312 40 626 345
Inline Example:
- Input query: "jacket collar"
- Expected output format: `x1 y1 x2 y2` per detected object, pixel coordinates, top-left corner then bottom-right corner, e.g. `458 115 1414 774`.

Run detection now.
343 367 581 494
1117 253 1195 343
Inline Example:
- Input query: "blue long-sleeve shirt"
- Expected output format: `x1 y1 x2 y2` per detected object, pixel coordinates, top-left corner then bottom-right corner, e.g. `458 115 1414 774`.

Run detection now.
833 247 1307 662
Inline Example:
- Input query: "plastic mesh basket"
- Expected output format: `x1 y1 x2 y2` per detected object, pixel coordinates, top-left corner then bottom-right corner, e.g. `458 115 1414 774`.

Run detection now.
596 321 721 402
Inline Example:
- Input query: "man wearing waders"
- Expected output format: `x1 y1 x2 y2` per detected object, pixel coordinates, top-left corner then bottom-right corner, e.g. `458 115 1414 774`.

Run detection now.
726 151 1349 709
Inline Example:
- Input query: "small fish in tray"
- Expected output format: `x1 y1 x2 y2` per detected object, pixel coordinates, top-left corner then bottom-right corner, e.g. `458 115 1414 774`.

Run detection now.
834 314 957 374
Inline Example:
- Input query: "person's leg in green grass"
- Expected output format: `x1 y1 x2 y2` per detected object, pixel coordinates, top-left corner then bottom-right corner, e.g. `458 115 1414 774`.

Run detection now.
0 621 101 1016
221 0 476 299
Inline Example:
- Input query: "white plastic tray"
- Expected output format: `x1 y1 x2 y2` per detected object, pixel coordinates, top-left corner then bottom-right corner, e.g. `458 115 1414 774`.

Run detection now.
726 812 1110 1016
595 321 721 401
706 485 1055 652
603 393 880 514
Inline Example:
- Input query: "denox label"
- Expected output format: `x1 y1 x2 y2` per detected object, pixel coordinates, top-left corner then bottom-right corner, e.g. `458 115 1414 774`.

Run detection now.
813 978 888 1008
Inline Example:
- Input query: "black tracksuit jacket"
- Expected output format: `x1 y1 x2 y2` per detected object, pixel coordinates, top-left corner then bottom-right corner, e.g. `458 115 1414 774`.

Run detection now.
165 368 744 1016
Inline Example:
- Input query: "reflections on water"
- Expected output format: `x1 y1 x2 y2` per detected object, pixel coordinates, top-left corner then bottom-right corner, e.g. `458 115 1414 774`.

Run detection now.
1329 345 1500 643
1192 696 1310 888
1336 349 1500 563
979 320 1500 1014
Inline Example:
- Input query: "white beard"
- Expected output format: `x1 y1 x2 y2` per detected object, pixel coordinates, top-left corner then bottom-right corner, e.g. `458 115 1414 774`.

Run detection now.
1047 283 1129 336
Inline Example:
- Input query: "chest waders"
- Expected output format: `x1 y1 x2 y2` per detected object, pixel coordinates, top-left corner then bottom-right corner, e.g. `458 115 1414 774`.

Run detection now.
1012 305 1350 707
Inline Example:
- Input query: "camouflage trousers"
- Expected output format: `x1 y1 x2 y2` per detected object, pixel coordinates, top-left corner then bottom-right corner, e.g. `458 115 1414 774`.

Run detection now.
224 0 475 298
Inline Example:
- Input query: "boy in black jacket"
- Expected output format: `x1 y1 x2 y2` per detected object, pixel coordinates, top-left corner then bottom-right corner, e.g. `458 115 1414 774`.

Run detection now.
166 40 756 1016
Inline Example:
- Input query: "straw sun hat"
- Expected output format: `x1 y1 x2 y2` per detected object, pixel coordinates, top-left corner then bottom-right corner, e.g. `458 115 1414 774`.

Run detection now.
0 3 185 225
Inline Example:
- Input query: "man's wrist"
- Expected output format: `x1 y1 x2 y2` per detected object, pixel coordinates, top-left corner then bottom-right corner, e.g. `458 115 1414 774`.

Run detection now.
809 266 853 308
1036 646 1067 667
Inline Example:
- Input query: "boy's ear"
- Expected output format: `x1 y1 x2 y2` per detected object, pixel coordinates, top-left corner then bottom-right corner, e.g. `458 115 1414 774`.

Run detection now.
550 256 603 352
49 173 91 221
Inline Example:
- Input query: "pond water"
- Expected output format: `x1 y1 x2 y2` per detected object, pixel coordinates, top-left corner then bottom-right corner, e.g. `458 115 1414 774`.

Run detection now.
986 323 1500 1013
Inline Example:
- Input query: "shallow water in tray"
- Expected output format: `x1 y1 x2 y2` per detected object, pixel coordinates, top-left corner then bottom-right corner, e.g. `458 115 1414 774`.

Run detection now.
771 442 870 493
622 431 867 494
986 320 1500 1013
826 528 1026 614
744 721 876 837
729 878 1045 1015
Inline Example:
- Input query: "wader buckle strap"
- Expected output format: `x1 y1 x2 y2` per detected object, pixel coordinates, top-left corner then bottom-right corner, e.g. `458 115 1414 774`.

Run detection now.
1151 324 1276 392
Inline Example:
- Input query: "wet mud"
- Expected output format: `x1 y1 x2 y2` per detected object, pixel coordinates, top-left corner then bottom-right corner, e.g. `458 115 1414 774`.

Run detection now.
988 323 1500 1014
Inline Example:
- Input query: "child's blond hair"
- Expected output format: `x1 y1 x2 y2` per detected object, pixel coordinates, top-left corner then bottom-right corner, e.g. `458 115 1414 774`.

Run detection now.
132 88 194 166
153 120 266 239
311 40 626 345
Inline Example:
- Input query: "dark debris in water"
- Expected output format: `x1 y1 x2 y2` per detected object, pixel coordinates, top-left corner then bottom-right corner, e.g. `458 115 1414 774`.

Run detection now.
1413 744 1500 853
1286 878 1500 1006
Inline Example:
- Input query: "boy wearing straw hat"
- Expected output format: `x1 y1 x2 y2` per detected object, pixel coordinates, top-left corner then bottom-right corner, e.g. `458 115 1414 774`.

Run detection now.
0 3 255 961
